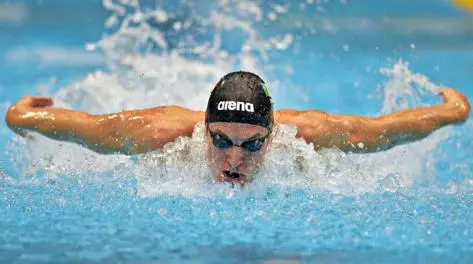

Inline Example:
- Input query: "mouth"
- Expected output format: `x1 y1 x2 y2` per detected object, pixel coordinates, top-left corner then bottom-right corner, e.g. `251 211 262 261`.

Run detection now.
219 170 247 183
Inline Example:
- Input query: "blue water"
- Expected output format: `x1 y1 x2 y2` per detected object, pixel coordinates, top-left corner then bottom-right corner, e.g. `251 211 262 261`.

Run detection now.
1 0 473 263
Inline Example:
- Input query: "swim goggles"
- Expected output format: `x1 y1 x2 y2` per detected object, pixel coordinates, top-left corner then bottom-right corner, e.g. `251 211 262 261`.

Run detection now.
208 130 268 152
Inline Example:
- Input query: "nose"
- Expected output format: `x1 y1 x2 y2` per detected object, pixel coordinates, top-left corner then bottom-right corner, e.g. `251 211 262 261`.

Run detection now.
226 146 244 169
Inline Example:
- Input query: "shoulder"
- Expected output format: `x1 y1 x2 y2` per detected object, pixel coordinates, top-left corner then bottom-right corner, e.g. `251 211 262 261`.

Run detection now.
273 109 336 146
146 105 203 115
274 109 328 127
150 106 204 136
117 105 204 137
140 105 205 123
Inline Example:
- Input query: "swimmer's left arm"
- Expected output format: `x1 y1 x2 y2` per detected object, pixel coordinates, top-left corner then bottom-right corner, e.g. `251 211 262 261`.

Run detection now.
275 88 470 153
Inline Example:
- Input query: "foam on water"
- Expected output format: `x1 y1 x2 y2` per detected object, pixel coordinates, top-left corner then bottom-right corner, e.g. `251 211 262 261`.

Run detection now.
3 3 473 262
1 0 458 198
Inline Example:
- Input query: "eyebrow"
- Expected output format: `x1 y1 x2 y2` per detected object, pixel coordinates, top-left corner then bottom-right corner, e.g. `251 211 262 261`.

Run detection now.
211 129 266 141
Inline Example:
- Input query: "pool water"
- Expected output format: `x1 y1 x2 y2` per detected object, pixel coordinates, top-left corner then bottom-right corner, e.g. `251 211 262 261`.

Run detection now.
1 0 473 263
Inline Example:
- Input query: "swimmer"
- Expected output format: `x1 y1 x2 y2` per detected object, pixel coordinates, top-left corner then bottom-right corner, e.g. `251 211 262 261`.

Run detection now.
5 71 471 184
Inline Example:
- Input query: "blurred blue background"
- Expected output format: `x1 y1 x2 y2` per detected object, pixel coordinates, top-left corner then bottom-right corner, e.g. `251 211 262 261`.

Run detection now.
1 0 472 109
1 1 473 263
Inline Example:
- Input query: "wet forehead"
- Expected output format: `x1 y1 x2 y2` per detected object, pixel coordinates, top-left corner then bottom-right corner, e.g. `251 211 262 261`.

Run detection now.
208 122 269 139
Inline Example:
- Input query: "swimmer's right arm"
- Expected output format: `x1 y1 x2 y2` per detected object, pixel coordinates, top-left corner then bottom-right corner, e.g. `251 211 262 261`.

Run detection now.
5 96 205 154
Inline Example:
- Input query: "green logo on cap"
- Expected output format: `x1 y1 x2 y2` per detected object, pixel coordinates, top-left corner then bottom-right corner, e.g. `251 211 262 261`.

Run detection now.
261 82 271 97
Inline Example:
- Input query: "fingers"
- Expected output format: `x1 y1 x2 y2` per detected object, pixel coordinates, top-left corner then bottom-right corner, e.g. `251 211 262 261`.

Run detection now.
31 97 53 108
439 87 471 122
18 96 54 108
438 87 464 104
438 88 453 104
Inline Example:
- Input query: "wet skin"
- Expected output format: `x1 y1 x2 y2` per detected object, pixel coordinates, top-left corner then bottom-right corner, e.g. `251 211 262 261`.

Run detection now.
205 122 272 184
4 87 471 184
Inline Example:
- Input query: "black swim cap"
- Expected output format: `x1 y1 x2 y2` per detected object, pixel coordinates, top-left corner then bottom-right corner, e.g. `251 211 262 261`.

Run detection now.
205 71 273 131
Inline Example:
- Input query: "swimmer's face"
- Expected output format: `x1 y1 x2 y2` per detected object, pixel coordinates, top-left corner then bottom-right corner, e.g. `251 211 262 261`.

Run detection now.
205 122 272 185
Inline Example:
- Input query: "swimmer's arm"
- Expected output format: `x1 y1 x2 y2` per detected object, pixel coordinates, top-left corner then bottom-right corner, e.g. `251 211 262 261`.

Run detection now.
5 96 204 154
275 88 470 153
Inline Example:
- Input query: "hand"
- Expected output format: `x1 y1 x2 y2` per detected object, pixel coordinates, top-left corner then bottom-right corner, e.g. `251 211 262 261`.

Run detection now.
5 96 54 138
14 96 54 110
439 87 471 123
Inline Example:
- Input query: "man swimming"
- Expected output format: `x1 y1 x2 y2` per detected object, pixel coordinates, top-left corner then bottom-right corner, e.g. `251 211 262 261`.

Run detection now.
5 71 471 184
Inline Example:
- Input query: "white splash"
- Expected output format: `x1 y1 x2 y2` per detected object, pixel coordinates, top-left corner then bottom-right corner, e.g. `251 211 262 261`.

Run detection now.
379 59 440 114
3 0 455 197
